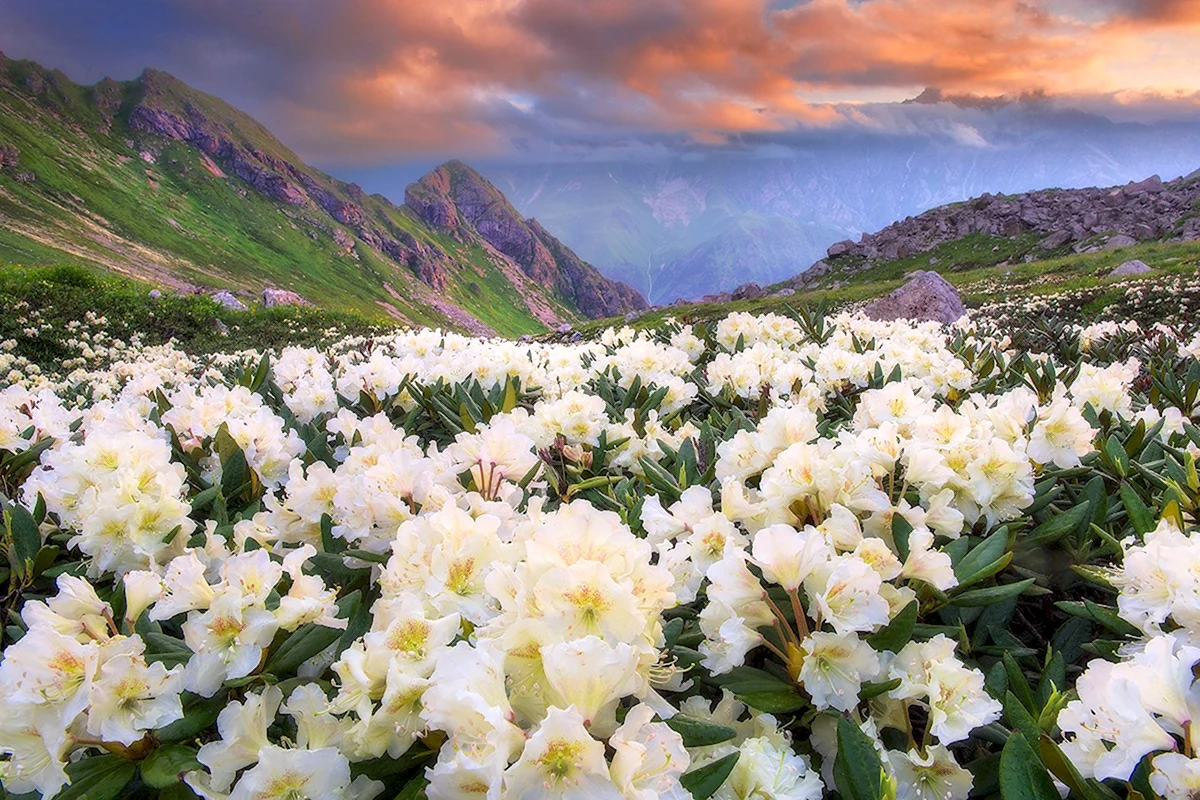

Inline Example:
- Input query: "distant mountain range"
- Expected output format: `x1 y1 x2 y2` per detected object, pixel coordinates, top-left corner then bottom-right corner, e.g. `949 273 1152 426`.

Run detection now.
0 53 644 335
482 111 1200 303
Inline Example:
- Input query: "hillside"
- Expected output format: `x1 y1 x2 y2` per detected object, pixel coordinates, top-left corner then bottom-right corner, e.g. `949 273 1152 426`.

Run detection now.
585 171 1200 334
0 53 644 336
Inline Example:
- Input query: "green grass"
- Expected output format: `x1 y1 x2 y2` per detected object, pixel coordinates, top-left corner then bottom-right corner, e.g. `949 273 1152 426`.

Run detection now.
577 238 1200 335
0 264 387 374
0 57 582 337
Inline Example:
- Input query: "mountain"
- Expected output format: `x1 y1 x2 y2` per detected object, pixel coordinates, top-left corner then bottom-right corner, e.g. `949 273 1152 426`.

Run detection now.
793 171 1200 289
479 111 1200 304
0 54 644 335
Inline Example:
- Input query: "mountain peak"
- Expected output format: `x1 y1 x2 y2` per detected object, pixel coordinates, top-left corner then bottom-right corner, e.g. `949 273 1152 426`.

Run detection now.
405 160 645 316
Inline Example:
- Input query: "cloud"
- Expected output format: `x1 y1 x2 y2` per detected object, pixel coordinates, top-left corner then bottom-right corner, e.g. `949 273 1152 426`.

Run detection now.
1 0 1199 163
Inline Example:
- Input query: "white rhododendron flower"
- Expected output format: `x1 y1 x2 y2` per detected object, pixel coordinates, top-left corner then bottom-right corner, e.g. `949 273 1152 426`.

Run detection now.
3 308 1198 800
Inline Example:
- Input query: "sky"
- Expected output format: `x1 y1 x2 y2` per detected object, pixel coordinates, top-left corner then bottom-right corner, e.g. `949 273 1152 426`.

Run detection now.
3 0 1200 167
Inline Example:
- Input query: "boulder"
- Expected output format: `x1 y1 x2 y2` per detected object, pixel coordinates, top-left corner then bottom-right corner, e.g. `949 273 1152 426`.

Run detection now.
1102 234 1138 250
1037 230 1073 250
1108 260 1153 278
556 323 573 334
730 282 764 301
0 144 17 169
1125 175 1165 195
771 288 796 298
862 271 965 325
211 290 247 311
261 288 307 308
826 240 855 258
148 289 162 300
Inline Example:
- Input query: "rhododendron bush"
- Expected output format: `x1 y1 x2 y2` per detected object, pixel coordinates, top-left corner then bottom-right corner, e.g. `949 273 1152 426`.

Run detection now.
2 310 1200 800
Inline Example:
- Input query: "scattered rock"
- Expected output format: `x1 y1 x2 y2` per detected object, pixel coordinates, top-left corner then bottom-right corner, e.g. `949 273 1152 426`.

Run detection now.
556 323 574 334
211 291 247 311
1102 234 1138 250
213 319 230 336
862 271 965 325
730 282 764 301
261 288 308 308
771 288 796 298
518 334 534 343
0 144 17 169
1125 175 1165 194
625 311 639 322
149 289 162 299
1038 230 1073 250
14 172 35 182
827 240 855 258
1108 259 1153 278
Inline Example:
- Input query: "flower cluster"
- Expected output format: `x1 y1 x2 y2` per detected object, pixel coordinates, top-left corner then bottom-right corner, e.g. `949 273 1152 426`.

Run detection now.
0 308 1198 799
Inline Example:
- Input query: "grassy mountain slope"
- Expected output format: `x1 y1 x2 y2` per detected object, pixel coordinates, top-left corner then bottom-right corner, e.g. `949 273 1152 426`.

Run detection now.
0 53 644 336
580 174 1200 333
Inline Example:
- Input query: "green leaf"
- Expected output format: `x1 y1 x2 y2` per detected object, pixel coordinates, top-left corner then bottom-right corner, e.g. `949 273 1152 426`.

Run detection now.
664 715 737 748
954 526 1011 583
680 752 739 800
951 578 1036 607
140 744 201 788
736 690 808 713
1003 651 1037 714
999 730 1059 800
834 715 884 800
54 755 137 800
859 677 902 699
8 503 41 577
265 591 360 675
393 775 430 800
892 513 913 563
867 601 917 653
214 427 248 499
710 666 796 695
1039 736 1121 800
1005 690 1041 744
156 693 227 744
1119 483 1155 536
1025 504 1089 546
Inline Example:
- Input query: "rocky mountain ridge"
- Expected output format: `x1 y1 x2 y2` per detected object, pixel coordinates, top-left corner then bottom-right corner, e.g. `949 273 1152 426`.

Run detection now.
799 171 1200 284
0 53 643 333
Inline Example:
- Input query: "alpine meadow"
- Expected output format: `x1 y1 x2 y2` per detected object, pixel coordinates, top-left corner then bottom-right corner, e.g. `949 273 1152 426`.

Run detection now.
4 3 1200 800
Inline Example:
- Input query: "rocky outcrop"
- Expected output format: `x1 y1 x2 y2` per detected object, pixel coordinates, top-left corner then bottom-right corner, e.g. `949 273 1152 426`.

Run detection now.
1108 260 1153 278
863 271 965 325
731 282 765 301
211 290 247 311
528 219 648 317
0 144 18 169
804 172 1200 279
261 289 308 308
408 162 647 318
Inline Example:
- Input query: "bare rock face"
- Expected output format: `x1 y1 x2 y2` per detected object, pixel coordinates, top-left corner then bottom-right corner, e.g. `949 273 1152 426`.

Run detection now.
1036 230 1074 250
1108 259 1153 278
806 171 1200 281
731 282 764 301
827 240 855 258
1102 234 1138 250
863 271 965 325
211 290 247 311
1125 175 1165 195
405 161 647 318
261 288 308 308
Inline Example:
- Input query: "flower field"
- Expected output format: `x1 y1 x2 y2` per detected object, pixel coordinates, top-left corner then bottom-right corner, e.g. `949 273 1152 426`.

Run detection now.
2 308 1200 800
